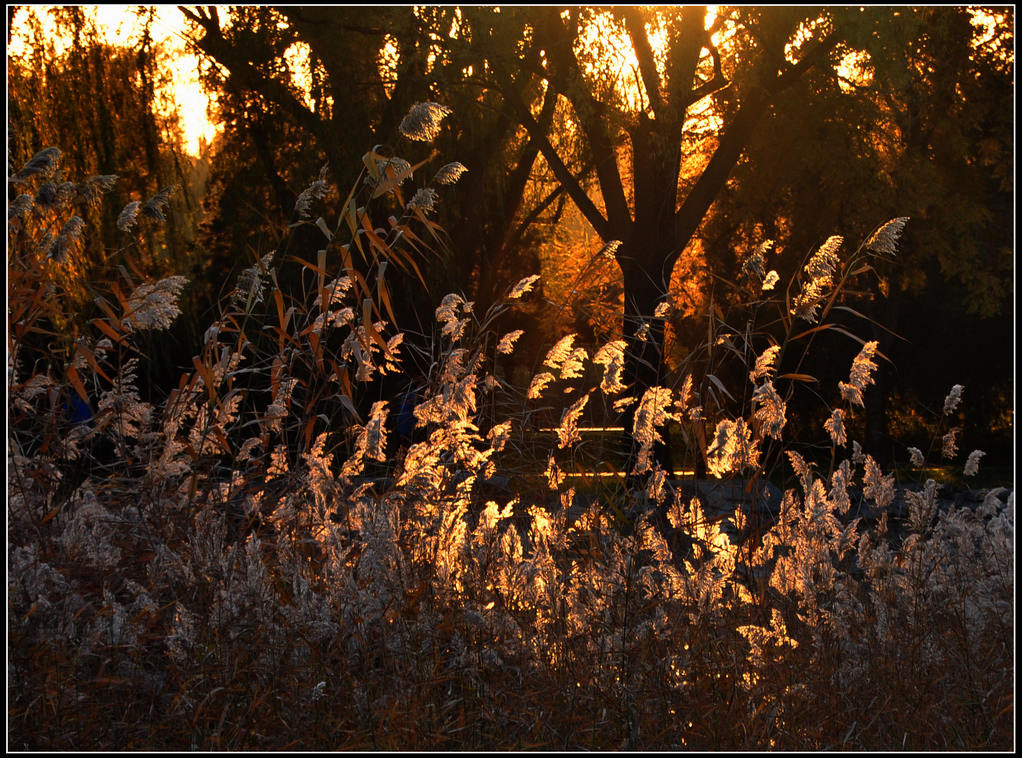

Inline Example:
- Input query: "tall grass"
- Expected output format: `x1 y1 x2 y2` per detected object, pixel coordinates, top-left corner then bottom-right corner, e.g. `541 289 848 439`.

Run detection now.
7 108 1013 750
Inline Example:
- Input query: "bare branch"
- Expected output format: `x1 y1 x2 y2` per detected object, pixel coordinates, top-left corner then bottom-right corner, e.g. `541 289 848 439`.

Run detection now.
682 38 731 108
496 71 613 241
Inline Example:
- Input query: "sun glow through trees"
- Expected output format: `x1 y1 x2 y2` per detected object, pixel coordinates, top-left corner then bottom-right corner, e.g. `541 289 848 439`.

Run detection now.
9 5 217 156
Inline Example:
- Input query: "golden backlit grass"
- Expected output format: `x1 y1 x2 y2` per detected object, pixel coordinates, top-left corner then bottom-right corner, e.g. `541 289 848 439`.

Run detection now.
8 130 1013 751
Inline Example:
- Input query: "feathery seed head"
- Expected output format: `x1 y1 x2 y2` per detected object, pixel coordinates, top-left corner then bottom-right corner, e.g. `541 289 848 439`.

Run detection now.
543 334 578 372
294 178 329 219
117 200 141 232
863 454 895 510
123 276 188 332
866 217 909 256
824 408 847 446
528 371 555 400
433 161 468 185
399 101 453 142
557 392 590 449
941 428 960 460
807 235 843 280
749 344 781 384
436 292 473 341
613 394 637 413
8 193 34 223
233 266 266 310
370 156 413 197
593 339 628 394
705 418 760 479
409 187 439 213
838 341 878 407
943 384 964 415
742 239 774 280
787 449 812 486
76 174 118 205
545 453 564 490
142 185 176 222
792 235 843 322
496 329 524 355
47 215 84 263
632 386 678 474
753 380 787 440
16 146 61 180
963 449 985 477
35 181 73 208
509 274 540 299
905 478 938 533
559 345 588 381
363 400 390 462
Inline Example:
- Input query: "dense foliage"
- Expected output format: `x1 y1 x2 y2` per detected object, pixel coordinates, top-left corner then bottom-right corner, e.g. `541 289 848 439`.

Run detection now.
159 6 1014 473
11 6 1010 467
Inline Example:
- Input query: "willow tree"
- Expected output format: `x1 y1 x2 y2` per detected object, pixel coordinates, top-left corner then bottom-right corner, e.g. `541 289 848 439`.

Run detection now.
7 5 203 382
8 6 198 273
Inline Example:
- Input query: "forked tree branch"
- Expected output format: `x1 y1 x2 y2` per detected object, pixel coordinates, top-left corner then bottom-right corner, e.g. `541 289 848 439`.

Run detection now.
672 30 839 259
495 69 613 241
532 7 632 231
683 38 731 108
